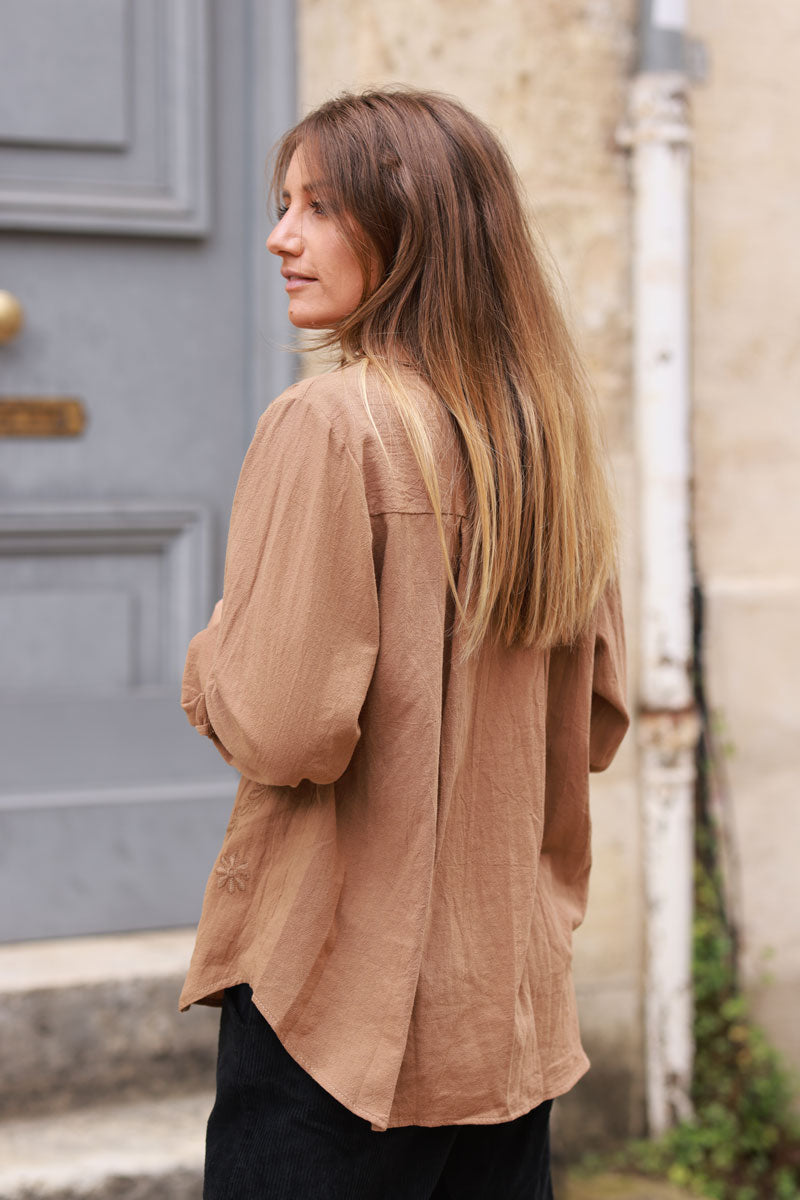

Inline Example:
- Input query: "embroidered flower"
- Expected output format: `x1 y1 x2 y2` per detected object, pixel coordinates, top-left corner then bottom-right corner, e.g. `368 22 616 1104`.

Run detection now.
216 852 249 894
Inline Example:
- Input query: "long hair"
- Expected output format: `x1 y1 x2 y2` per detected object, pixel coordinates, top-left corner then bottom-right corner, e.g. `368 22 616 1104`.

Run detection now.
271 89 617 654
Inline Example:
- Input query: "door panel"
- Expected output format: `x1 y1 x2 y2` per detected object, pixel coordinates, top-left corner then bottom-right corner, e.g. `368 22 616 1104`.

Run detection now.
0 1 296 940
0 694 233 940
0 0 209 236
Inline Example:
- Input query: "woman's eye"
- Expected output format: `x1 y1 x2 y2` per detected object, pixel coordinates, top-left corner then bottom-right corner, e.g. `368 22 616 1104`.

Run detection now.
275 204 288 219
309 199 326 216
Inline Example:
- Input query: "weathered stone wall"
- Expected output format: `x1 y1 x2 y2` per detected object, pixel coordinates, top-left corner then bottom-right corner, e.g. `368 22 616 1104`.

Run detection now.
299 0 643 1148
691 2 800 1074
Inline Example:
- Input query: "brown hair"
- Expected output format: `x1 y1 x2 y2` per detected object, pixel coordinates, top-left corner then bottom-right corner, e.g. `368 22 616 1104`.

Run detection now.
271 89 617 653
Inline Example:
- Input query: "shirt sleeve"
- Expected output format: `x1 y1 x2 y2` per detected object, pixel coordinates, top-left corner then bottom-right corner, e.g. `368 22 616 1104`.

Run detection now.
589 577 630 772
181 388 380 788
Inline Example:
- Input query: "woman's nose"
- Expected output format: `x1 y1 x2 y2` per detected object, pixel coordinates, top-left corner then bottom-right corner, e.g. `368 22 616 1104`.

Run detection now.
267 212 303 256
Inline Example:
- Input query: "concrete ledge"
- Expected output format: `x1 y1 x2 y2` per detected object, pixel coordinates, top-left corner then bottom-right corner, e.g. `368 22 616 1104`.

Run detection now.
0 931 218 1118
0 930 200 992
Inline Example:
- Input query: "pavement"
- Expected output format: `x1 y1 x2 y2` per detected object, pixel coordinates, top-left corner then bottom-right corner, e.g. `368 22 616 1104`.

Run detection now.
560 1171 697 1199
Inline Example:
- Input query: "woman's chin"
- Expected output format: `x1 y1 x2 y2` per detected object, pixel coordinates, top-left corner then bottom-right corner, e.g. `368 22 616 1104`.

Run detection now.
289 308 329 330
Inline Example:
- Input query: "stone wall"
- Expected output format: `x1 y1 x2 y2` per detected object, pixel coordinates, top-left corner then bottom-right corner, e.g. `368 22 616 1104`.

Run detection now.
691 1 800 1075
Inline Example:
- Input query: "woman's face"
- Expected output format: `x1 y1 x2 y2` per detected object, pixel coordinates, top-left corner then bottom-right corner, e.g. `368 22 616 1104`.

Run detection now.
267 151 370 329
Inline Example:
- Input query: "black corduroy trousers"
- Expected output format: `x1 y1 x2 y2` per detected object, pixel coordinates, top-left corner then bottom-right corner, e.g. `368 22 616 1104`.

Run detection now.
204 984 555 1200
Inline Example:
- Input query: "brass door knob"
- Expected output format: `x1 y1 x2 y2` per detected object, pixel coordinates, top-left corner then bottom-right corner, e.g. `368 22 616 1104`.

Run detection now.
0 291 24 344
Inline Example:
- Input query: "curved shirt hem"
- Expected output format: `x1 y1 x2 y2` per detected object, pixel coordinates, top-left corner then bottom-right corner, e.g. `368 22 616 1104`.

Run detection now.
180 977 394 1129
382 1054 590 1131
180 976 590 1131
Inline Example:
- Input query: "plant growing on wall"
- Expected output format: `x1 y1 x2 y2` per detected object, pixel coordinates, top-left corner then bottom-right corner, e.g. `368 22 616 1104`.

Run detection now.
608 586 800 1199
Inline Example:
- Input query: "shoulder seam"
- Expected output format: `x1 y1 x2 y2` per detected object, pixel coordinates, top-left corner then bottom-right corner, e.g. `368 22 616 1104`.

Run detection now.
263 373 354 459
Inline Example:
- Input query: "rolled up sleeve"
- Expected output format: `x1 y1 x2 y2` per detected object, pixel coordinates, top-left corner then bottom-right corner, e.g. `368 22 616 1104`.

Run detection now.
181 390 380 787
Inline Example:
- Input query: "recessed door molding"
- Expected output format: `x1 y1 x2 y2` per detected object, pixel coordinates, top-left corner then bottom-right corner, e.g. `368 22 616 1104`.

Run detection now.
0 501 211 686
0 0 210 236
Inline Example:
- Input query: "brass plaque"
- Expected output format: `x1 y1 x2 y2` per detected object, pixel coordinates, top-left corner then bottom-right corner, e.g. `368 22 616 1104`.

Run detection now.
0 397 86 437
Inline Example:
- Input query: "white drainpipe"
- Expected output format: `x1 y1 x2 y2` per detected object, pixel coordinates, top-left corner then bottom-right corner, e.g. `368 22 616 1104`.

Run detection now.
619 0 698 1134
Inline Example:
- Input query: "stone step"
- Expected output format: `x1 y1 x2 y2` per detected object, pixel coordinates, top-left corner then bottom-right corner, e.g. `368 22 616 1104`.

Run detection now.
0 1091 212 1200
0 931 219 1119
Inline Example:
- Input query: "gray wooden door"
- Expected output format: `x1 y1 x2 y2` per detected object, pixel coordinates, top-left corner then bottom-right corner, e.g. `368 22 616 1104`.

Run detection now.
0 0 295 940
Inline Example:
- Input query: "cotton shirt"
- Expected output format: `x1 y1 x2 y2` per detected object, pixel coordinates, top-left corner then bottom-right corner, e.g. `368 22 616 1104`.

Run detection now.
179 362 629 1131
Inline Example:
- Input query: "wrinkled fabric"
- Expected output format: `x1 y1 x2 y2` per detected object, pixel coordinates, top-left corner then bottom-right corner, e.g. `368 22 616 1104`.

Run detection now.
179 362 629 1131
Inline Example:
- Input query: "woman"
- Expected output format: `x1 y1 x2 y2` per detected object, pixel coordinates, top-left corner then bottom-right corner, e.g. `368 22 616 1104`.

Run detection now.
180 89 628 1199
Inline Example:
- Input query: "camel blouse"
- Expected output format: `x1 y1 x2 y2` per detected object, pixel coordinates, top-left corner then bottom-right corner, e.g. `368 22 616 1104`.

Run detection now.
179 362 629 1131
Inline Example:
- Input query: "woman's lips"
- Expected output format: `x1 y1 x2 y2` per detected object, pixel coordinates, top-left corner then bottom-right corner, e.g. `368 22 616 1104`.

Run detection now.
284 274 316 291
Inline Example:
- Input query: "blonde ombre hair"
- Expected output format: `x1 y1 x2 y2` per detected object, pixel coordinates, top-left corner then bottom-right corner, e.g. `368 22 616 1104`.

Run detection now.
271 89 617 655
